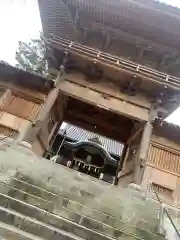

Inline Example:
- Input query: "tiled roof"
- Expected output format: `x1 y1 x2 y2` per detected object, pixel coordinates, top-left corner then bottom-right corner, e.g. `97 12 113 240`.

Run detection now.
154 119 180 144
39 0 76 40
0 62 53 94
59 123 124 157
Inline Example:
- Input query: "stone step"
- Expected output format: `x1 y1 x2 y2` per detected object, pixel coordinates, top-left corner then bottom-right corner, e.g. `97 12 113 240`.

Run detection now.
0 193 164 240
0 151 114 193
0 177 160 233
0 172 160 220
0 169 104 199
0 170 160 214
0 182 159 233
0 147 163 239
0 205 142 240
0 148 140 200
0 160 155 207
0 221 45 240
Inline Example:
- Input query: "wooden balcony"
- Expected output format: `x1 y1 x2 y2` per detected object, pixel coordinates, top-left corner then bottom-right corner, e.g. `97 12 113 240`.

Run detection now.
47 36 180 90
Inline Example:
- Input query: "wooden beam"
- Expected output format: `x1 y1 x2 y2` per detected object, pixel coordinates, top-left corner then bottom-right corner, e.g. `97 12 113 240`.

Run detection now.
66 110 125 132
64 114 127 142
127 127 143 144
59 80 149 121
65 108 133 143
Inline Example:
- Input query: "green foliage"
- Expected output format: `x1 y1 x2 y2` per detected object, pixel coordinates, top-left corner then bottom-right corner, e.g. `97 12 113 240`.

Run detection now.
15 34 48 77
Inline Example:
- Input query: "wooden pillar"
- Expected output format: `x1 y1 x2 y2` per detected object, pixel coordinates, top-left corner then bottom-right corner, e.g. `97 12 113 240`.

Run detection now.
139 121 153 162
22 88 59 145
114 144 128 185
133 103 158 184
133 110 157 184
133 121 153 183
49 120 63 148
140 104 157 163
22 69 66 146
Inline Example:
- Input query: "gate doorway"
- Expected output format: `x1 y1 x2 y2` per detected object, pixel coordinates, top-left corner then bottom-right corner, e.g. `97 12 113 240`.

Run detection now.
41 92 144 185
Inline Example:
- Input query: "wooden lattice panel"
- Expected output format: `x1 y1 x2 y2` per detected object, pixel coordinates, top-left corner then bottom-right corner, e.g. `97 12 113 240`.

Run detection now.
0 125 18 138
148 144 180 175
152 183 173 199
1 94 40 121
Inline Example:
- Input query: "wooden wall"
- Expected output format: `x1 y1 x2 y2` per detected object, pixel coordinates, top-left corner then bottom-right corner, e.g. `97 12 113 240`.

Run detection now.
148 143 180 176
0 88 44 140
2 93 40 121
0 81 68 157
142 135 180 204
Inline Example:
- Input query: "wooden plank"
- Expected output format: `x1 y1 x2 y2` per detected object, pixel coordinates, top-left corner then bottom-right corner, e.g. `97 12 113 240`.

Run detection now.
66 72 151 109
59 80 149 121
1 94 40 122
148 144 180 176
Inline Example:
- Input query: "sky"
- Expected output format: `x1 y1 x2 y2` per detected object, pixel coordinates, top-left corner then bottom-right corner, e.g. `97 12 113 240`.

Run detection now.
0 0 180 124
160 0 180 7
0 0 41 65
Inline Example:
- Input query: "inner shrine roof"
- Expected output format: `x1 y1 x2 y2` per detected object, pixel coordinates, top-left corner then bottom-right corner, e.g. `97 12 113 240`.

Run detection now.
59 123 124 157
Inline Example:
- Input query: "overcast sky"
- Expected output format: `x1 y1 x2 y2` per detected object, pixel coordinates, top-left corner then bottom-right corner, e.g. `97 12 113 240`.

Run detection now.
0 0 180 124
160 0 180 7
0 0 41 65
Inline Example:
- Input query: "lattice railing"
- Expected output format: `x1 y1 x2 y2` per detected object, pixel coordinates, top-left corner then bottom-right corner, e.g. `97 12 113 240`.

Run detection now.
47 36 180 89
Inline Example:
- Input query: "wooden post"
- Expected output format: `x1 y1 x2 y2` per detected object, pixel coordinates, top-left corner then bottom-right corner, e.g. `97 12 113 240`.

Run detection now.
133 105 157 184
139 121 153 162
114 144 128 185
139 104 157 164
22 88 59 145
22 68 66 146
133 121 153 184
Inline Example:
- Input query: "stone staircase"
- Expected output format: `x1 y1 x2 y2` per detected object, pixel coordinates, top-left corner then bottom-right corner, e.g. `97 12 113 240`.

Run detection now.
0 143 165 240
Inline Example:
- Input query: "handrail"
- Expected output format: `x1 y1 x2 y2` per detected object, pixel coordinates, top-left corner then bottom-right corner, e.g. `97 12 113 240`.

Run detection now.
47 36 180 90
147 180 180 239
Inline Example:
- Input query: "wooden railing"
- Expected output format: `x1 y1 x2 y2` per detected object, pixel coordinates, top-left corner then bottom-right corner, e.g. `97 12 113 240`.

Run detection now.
47 36 180 90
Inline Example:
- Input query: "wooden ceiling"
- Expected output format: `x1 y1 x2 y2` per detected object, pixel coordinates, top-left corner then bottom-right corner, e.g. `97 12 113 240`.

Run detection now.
64 97 135 143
